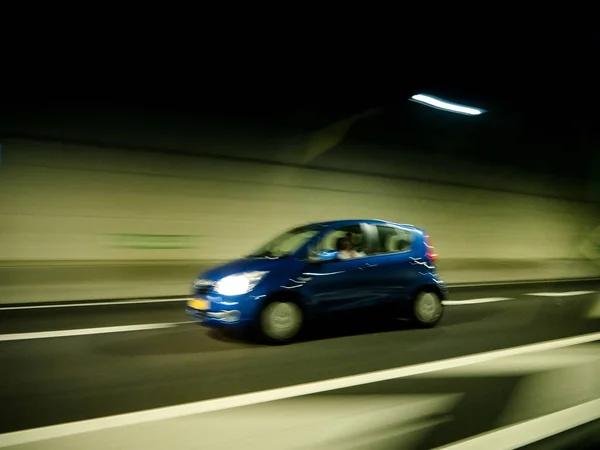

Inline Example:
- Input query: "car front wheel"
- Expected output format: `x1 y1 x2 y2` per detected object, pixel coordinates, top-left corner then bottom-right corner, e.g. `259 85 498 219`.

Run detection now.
258 300 304 344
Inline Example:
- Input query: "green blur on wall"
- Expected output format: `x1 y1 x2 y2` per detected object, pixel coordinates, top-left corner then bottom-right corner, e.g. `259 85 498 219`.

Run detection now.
111 234 197 249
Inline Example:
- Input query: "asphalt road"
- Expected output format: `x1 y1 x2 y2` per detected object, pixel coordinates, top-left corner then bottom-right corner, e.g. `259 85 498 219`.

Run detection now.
1 279 599 449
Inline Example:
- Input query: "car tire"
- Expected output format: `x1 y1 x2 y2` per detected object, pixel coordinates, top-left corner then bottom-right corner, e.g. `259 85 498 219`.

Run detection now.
410 289 444 328
257 299 304 344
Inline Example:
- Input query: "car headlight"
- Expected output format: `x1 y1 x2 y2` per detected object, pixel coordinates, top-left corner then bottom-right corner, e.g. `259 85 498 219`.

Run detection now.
214 271 268 296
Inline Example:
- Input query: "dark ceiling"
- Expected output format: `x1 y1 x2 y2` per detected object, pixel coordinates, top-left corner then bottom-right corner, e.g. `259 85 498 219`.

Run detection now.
2 29 598 184
6 30 598 115
4 30 599 152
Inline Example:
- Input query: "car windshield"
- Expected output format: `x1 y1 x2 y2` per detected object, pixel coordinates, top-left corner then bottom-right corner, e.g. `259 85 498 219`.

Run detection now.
248 226 321 258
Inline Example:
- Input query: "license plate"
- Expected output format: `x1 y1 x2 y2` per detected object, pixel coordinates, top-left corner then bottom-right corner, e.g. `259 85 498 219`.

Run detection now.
188 298 210 310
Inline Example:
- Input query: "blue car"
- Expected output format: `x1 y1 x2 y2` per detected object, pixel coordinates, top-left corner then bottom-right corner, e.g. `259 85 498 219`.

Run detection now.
186 219 447 344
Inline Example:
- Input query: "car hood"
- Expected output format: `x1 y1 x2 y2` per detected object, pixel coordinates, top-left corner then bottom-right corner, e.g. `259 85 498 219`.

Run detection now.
200 257 285 280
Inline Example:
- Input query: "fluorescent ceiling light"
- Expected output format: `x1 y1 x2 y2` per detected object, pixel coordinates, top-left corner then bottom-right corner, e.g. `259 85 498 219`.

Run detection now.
410 94 486 116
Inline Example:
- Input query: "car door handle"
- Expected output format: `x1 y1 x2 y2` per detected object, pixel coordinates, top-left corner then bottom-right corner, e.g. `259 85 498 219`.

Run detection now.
359 263 378 270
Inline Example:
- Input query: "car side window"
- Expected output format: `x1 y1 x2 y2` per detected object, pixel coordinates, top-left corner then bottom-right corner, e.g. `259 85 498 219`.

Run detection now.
373 226 413 255
315 225 369 259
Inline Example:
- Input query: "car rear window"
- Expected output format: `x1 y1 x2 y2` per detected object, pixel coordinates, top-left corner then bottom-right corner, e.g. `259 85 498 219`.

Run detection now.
373 226 413 254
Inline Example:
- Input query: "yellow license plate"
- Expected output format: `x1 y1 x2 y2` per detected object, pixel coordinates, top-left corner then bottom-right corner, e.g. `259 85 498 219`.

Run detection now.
188 298 210 310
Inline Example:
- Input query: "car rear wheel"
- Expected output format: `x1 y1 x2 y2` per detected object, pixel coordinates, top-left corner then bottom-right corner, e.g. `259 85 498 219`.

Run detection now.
411 290 443 327
259 300 304 344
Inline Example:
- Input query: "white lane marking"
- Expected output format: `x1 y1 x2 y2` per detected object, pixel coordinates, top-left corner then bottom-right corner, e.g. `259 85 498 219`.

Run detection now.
442 297 512 306
450 278 599 288
418 345 600 379
0 321 194 342
525 291 596 297
0 297 190 310
1 331 600 448
436 397 600 450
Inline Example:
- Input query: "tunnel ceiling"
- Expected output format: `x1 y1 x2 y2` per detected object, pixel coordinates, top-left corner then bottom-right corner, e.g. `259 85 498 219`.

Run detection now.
2 29 598 181
6 30 598 119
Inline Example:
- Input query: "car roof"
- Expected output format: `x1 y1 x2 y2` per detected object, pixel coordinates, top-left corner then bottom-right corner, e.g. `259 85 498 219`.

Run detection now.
305 219 424 233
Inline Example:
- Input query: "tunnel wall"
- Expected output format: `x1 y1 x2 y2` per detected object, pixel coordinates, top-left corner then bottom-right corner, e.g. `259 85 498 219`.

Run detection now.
0 139 598 303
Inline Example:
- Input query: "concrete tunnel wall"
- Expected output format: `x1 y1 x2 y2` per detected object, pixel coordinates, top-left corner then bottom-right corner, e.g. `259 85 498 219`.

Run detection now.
0 139 598 303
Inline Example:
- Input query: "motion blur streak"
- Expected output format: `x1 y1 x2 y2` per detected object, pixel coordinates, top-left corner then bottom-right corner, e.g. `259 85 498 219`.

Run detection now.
438 399 600 450
588 295 600 317
0 396 460 450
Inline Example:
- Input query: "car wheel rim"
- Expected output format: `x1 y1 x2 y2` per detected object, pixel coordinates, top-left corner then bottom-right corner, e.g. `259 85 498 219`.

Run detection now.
415 292 442 323
261 302 302 340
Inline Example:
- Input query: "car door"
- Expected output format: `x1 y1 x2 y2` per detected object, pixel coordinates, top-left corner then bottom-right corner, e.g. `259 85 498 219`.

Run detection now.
363 225 419 307
303 223 379 313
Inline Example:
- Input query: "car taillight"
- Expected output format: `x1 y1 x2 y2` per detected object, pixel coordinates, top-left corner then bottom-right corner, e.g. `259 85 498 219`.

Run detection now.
425 234 438 263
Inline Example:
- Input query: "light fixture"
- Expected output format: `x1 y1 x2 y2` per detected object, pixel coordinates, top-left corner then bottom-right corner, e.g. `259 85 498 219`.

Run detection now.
410 94 486 116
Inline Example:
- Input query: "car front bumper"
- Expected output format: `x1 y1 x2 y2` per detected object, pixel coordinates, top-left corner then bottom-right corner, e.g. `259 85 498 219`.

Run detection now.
185 291 264 328
185 305 253 328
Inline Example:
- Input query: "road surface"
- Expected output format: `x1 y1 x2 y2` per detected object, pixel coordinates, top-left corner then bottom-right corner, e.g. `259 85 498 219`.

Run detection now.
1 279 599 449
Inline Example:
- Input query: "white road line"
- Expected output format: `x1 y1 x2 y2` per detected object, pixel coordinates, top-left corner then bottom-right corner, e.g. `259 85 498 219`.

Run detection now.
416 345 600 378
436 397 600 450
525 291 596 297
449 278 599 288
442 297 513 306
0 297 189 310
0 321 194 342
1 331 600 448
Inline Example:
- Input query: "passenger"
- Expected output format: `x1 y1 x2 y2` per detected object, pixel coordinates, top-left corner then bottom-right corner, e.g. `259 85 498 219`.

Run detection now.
338 233 366 259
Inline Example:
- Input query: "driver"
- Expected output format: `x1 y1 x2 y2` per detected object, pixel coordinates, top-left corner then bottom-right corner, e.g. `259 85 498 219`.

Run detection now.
338 232 366 259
